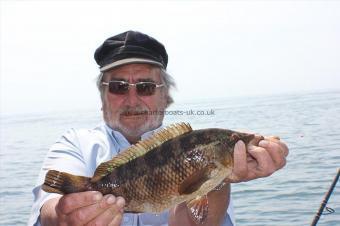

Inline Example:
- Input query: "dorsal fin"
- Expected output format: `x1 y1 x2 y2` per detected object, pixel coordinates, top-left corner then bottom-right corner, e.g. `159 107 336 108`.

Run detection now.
91 122 192 182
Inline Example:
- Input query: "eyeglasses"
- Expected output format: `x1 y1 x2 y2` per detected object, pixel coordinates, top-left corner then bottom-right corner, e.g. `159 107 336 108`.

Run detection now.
102 80 165 96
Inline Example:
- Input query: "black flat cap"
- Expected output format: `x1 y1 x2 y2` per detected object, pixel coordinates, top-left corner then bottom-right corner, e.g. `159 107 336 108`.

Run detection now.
94 30 168 72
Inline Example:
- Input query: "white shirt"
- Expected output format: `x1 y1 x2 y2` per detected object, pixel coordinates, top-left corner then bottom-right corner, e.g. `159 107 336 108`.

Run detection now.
28 124 235 226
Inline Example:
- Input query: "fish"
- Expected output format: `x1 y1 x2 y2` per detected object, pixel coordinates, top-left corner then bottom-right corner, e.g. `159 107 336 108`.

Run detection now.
42 122 264 224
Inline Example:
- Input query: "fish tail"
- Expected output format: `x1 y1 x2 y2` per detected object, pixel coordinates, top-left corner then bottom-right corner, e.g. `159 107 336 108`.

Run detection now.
42 170 91 194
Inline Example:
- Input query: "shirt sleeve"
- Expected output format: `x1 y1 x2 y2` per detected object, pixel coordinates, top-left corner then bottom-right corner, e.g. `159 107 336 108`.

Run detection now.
27 129 88 226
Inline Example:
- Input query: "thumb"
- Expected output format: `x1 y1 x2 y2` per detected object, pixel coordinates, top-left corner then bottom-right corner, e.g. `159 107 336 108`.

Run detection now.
229 140 247 182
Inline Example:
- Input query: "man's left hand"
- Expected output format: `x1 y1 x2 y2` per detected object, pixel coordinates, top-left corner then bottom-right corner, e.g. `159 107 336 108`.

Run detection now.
228 136 289 183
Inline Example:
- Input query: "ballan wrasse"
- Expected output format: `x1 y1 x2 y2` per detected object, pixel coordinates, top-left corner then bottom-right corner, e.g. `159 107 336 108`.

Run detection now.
42 123 263 224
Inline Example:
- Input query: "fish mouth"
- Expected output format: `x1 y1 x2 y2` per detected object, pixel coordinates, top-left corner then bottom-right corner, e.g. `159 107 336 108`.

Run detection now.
249 134 264 146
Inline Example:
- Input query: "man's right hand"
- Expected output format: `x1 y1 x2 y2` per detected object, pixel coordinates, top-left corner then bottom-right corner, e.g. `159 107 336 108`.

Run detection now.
40 191 125 226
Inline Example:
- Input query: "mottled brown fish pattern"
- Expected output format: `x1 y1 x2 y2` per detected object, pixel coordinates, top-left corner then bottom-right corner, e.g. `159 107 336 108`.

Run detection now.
42 123 263 223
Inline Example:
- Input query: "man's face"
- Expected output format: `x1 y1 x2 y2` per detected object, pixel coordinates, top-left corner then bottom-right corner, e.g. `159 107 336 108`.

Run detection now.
101 63 168 142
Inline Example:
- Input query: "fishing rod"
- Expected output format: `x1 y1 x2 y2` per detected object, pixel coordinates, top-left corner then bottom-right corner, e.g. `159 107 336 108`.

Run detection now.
310 168 340 226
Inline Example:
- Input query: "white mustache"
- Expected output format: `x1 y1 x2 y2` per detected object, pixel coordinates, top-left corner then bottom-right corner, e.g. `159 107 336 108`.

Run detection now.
119 106 149 116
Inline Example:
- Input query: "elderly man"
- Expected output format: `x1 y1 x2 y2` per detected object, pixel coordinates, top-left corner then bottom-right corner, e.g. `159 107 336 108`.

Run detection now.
28 30 288 226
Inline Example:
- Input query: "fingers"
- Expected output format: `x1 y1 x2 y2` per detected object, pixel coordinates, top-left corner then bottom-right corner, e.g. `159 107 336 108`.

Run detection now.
85 196 125 226
259 139 288 169
266 135 280 141
57 192 125 226
68 194 113 224
108 213 124 226
230 136 289 183
248 146 277 178
57 191 103 215
264 136 289 157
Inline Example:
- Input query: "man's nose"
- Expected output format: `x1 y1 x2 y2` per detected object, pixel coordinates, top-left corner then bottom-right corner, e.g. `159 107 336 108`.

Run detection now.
125 86 140 106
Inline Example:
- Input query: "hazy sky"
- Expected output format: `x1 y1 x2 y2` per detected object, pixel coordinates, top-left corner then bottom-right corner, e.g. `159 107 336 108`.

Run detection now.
1 0 339 115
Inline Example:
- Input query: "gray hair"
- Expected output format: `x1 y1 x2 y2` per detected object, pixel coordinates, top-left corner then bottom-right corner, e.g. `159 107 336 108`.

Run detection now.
96 67 176 107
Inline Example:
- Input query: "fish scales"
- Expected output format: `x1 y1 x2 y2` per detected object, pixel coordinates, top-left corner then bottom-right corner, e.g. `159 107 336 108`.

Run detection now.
42 123 263 221
99 129 227 212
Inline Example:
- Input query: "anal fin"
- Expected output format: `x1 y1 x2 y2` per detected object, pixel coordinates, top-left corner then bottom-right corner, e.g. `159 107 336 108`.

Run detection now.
186 195 209 224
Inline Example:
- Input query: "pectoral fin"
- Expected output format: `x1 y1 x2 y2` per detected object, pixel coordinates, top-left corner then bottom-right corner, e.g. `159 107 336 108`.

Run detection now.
186 195 209 224
178 168 209 195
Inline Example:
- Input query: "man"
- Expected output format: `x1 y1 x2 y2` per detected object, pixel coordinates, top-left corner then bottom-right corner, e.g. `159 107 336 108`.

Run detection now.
28 30 288 226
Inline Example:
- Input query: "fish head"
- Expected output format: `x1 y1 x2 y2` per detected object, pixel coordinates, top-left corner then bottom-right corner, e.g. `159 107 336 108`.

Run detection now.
213 129 264 167
216 129 264 147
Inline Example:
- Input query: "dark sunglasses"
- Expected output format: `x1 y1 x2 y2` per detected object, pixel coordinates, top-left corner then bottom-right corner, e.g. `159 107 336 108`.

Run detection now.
102 80 165 96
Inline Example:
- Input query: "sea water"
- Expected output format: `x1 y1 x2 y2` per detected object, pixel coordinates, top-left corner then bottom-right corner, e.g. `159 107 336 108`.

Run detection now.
0 91 339 225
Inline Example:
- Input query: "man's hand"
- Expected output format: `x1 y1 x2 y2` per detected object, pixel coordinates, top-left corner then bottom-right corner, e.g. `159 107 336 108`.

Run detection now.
41 191 125 226
228 136 289 183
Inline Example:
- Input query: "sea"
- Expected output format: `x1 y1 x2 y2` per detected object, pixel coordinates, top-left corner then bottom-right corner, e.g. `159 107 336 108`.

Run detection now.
0 90 339 226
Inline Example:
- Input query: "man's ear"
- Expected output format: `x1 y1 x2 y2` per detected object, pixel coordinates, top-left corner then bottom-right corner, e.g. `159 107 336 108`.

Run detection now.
166 95 174 107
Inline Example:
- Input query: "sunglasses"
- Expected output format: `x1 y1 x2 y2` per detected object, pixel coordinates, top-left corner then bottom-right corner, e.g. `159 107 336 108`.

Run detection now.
102 80 165 96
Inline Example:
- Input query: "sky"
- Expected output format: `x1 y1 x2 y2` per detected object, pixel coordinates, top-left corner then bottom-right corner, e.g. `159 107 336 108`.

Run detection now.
1 0 340 115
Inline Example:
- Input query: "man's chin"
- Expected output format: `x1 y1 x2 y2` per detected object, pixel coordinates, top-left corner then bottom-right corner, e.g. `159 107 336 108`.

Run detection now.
112 115 163 138
115 125 148 141
120 115 147 126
